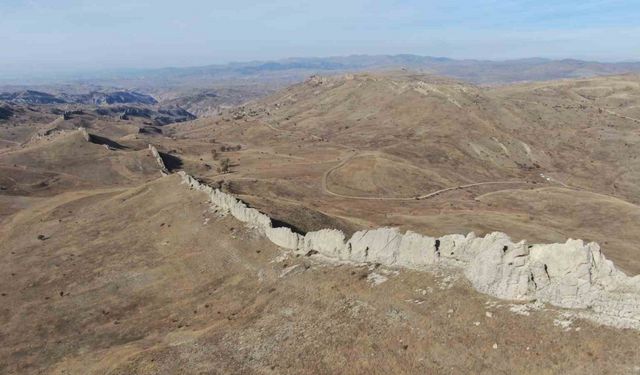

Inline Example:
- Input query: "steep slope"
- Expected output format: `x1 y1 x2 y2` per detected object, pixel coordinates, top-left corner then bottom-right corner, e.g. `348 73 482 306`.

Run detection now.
237 72 540 187
1 174 639 374
487 74 640 204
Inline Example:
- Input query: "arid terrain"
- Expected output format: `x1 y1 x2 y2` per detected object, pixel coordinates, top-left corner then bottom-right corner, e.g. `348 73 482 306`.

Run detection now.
1 71 640 374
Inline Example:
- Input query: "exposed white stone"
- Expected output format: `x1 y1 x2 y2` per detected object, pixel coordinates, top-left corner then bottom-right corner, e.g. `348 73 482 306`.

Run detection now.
347 228 403 264
148 144 169 176
367 272 389 286
464 232 532 301
439 232 475 262
265 227 302 250
302 229 348 258
529 240 597 308
176 171 640 330
396 231 439 269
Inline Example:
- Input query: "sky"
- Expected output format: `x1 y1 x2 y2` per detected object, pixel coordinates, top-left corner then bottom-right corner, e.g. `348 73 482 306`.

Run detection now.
1 0 639 78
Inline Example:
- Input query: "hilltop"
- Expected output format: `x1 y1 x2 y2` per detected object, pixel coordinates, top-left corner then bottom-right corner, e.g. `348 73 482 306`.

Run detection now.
14 54 640 87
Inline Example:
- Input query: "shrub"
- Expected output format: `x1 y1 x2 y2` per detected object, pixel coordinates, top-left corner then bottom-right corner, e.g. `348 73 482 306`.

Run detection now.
218 158 231 173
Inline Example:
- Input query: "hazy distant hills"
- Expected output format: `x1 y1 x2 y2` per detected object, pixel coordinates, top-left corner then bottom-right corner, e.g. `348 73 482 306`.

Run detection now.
102 55 640 115
7 55 640 88
4 55 640 120
76 55 640 87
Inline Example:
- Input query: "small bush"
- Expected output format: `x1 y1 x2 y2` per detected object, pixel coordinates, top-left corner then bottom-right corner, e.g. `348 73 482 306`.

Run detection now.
218 158 231 173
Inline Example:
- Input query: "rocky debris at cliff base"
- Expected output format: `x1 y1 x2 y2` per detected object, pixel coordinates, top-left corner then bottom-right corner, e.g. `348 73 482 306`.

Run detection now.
367 272 389 286
509 301 546 316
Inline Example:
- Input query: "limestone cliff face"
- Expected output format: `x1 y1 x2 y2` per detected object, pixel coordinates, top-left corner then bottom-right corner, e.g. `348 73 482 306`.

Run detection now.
178 171 640 330
148 145 169 176
463 232 532 301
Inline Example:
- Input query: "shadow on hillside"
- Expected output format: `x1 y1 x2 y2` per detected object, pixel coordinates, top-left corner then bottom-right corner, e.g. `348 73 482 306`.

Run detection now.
230 193 307 235
159 152 183 172
138 126 163 135
271 217 307 236
88 134 127 150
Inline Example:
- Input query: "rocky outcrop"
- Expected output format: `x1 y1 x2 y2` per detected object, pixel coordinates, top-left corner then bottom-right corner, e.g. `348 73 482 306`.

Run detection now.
148 145 169 176
178 171 640 329
90 91 157 105
0 90 157 105
95 105 196 126
97 106 154 119
78 127 91 142
0 90 66 105
155 107 197 125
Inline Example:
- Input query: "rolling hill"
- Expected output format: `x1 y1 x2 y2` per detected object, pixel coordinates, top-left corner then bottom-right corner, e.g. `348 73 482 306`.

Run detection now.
2 71 640 373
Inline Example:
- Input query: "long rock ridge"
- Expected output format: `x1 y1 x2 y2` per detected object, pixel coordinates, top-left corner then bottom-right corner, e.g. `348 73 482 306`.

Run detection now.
178 171 640 329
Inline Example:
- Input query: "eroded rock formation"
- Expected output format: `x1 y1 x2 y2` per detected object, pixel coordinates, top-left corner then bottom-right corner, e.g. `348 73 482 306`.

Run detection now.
78 127 91 142
148 145 169 176
178 171 640 329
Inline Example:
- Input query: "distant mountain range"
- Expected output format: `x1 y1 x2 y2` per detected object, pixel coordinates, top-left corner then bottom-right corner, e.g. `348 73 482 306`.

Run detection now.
3 55 640 118
56 55 640 88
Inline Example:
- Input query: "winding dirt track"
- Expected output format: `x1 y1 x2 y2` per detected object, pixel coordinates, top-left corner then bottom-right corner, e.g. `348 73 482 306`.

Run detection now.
321 153 531 201
604 109 640 124
507 97 640 125
232 106 639 203
319 154 640 209
256 115 542 201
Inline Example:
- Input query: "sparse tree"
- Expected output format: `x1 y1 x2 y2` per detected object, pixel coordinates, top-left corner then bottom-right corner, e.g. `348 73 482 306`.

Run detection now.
211 149 218 160
218 158 231 173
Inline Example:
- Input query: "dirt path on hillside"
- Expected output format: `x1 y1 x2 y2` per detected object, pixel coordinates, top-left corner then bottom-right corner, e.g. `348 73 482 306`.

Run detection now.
604 109 640 124
507 97 640 124
321 153 532 201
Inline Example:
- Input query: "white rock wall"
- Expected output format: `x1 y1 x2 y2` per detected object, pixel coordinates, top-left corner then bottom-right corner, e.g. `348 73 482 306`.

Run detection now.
148 144 169 176
265 227 302 250
463 232 532 301
177 171 640 329
301 229 348 258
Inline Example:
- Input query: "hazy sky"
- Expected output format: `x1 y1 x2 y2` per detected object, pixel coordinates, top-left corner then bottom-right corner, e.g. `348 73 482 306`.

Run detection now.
2 0 639 77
